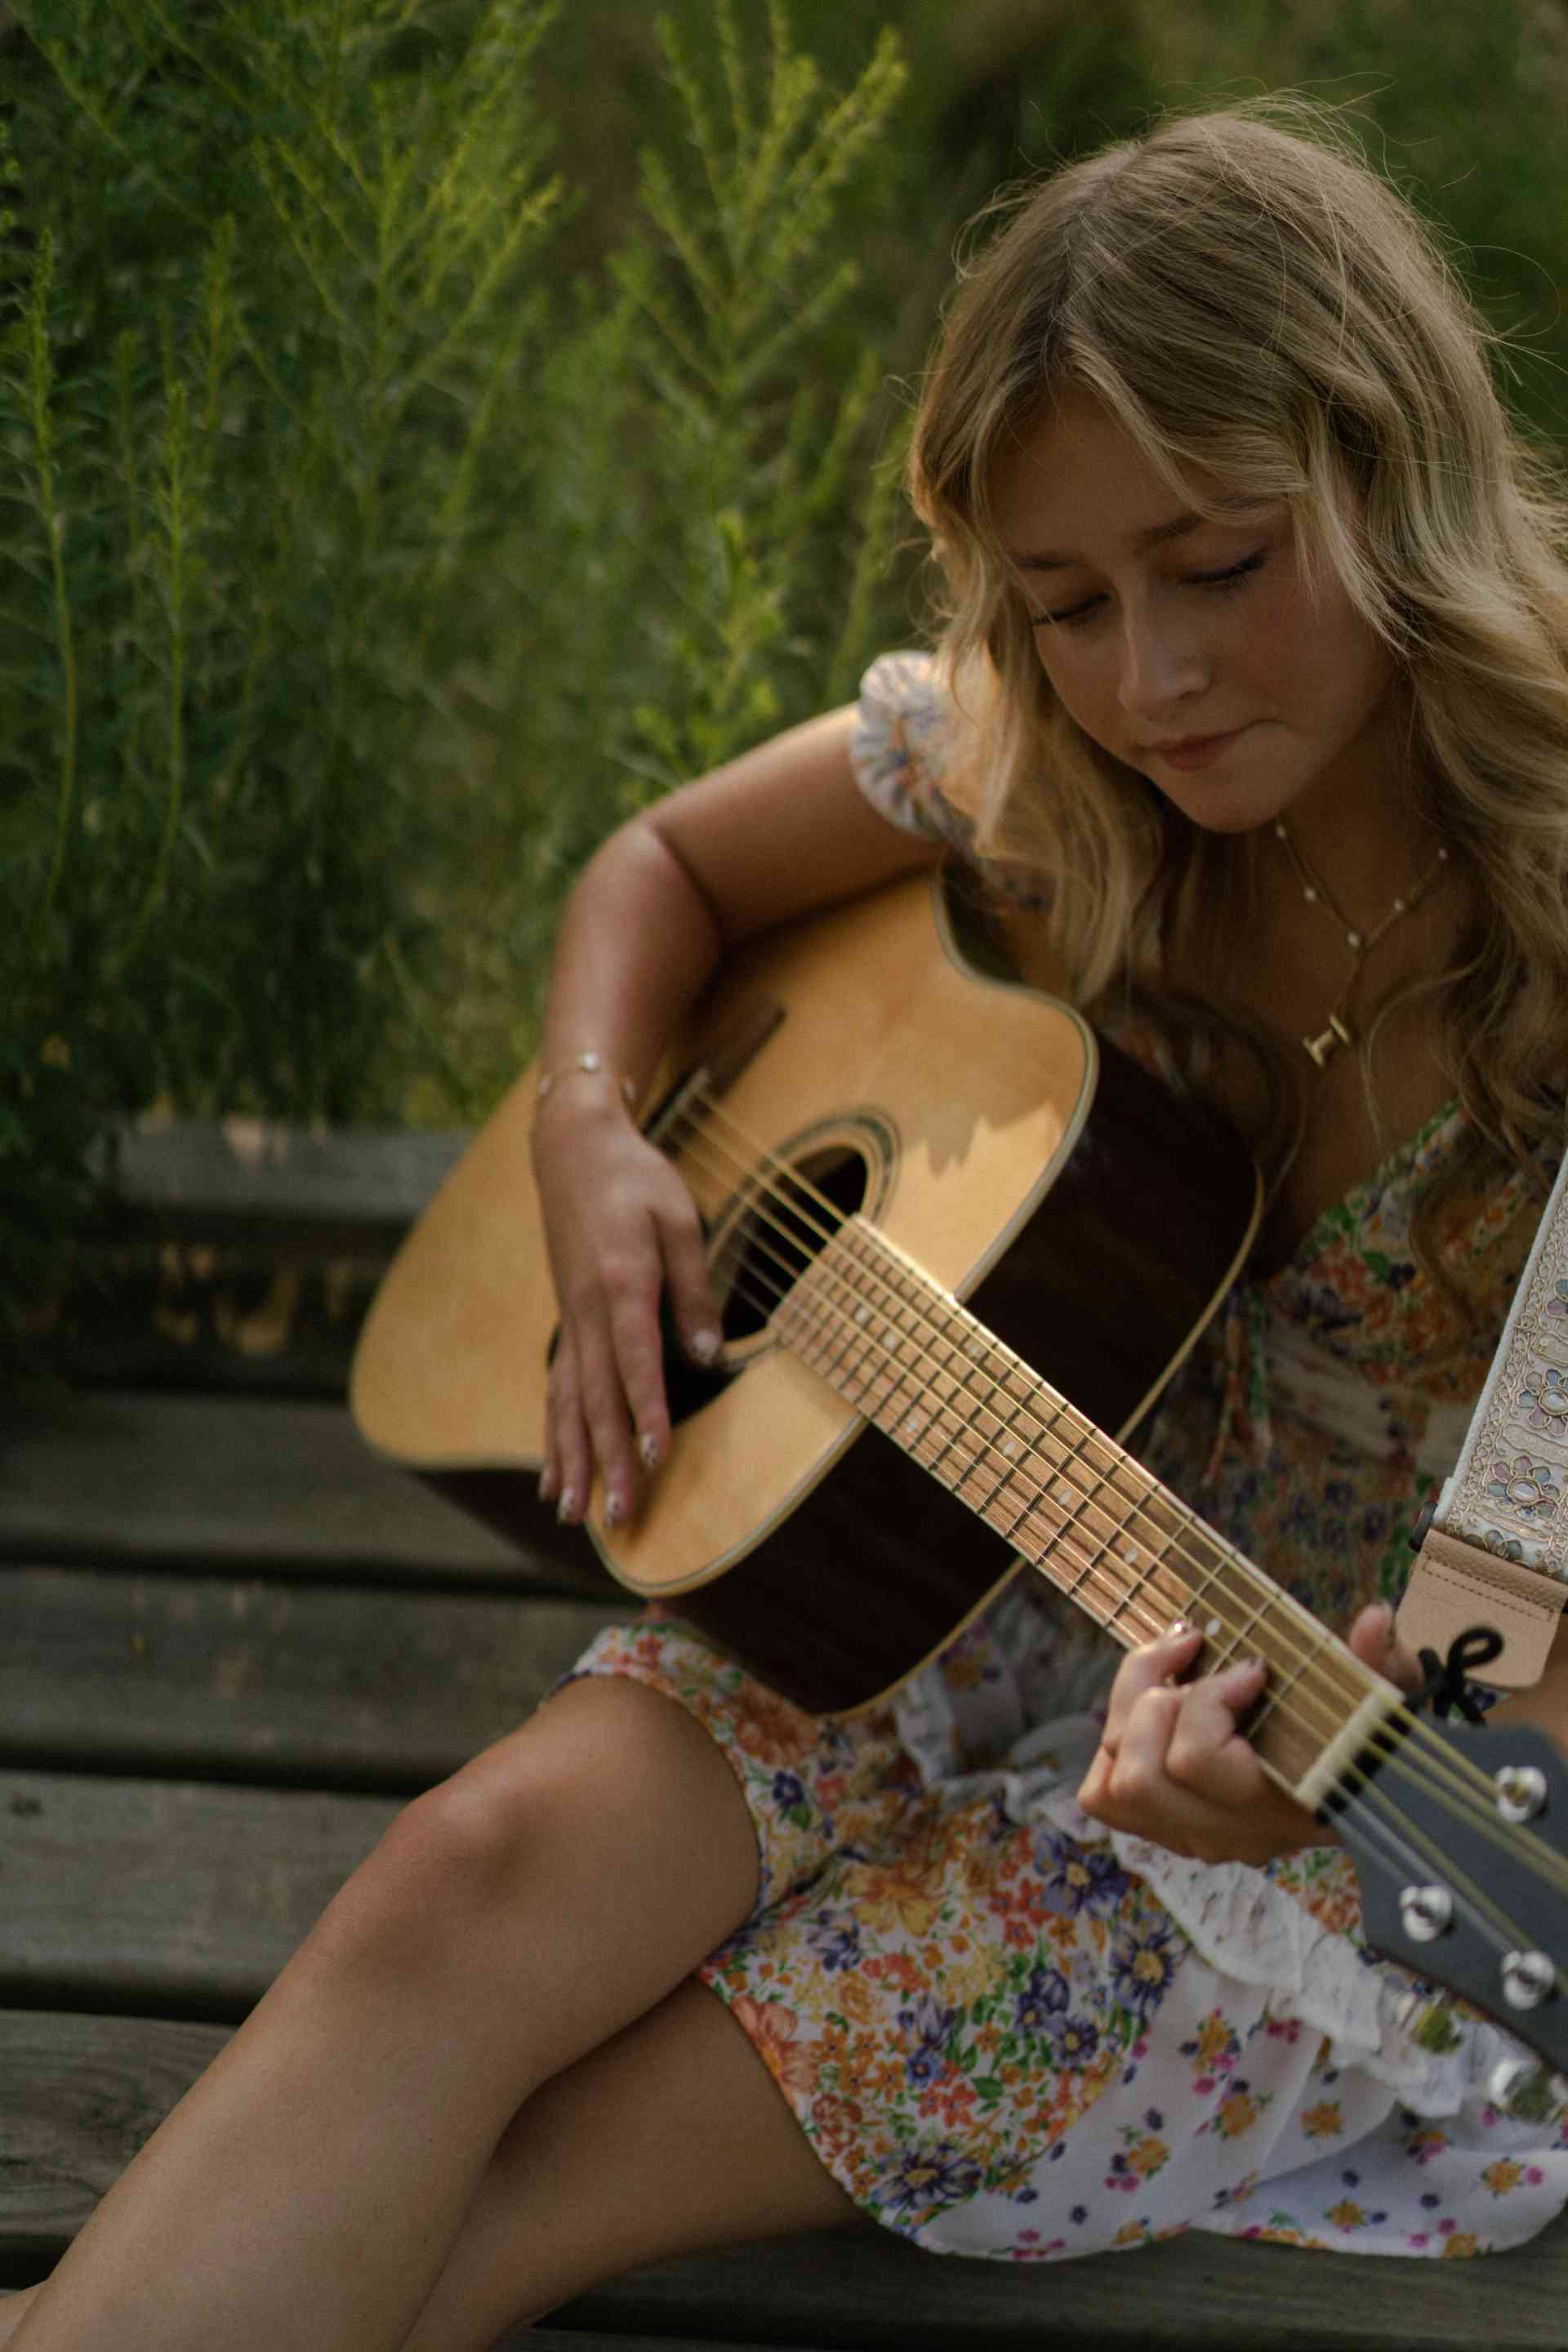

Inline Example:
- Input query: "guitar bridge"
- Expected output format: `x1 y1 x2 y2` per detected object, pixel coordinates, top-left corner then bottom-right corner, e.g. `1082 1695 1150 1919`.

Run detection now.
644 994 786 1150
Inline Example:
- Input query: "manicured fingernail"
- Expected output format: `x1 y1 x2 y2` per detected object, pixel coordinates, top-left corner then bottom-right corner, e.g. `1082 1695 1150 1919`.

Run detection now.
538 1467 557 1502
639 1432 662 1472
1167 1619 1192 1639
690 1328 721 1365
604 1491 626 1528
556 1489 578 1524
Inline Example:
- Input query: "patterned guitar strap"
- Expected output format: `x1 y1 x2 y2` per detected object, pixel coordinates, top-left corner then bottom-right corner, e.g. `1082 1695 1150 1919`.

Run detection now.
1397 1145 1568 1690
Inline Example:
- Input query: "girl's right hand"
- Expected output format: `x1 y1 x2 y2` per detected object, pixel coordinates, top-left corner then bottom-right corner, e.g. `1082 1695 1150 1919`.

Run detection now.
532 1092 724 1530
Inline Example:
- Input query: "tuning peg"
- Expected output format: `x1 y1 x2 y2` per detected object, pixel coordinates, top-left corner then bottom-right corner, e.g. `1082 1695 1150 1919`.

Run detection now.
1397 1884 1453 1941
1494 1765 1548 1824
1500 1949 1557 2011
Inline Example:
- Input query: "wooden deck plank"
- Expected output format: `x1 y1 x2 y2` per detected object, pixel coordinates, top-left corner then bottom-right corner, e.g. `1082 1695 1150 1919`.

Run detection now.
6 1360 1568 2347
538 2214 1568 2352
0 1565 626 1791
0 2011 227 2263
100 1116 468 1243
0 1771 397 2015
4 2018 1567 2345
0 1392 608 1594
525 2335 846 2351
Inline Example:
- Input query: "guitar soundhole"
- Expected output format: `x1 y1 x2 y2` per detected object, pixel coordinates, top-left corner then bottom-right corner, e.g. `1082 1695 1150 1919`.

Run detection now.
695 1112 895 1361
714 1145 869 1343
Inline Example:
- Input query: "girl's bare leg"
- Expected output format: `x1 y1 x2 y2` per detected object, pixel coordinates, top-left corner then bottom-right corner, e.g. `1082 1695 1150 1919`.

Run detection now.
11 1677 762 2352
400 1972 867 2352
0 2295 37 2349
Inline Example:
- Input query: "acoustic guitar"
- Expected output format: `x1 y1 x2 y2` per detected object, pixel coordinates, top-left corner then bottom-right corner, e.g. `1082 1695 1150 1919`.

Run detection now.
353 872 1568 2092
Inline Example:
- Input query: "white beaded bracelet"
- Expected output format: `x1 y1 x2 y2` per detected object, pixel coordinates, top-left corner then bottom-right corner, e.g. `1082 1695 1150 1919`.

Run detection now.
535 1049 637 1107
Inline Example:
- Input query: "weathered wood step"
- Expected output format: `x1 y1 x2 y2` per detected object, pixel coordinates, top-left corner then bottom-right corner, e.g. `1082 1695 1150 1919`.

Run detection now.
525 2336 844 2350
0 1771 398 2016
97 1119 470 1247
3 2012 1565 2344
526 2337 844 2351
0 1564 626 1792
0 1392 608 1596
0 2011 226 2263
534 2211 1568 2352
42 1119 472 1396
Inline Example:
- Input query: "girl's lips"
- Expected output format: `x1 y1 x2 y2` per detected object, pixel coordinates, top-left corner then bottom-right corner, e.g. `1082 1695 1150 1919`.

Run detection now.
1147 725 1250 768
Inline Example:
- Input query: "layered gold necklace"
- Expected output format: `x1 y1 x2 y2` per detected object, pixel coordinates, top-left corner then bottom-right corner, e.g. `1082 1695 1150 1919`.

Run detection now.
1272 818 1451 1067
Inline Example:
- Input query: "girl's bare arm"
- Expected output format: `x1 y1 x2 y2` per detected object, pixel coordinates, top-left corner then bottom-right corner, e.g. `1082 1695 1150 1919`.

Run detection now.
531 702 942 1525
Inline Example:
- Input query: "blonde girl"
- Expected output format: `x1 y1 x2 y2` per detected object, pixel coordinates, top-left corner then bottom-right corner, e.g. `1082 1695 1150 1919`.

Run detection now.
8 92 1568 2352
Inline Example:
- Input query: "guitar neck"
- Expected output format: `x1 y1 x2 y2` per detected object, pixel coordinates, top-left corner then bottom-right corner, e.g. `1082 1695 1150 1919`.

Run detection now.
774 1214 1392 1805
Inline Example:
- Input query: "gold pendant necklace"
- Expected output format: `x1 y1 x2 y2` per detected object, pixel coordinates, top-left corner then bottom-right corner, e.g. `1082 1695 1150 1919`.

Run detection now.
1272 819 1451 1067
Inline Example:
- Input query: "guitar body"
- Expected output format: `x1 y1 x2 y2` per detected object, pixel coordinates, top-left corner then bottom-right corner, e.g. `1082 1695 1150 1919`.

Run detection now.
352 873 1260 1713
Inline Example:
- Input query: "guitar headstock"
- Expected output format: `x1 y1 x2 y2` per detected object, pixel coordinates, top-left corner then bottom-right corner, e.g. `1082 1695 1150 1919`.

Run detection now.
1331 1714 1568 2118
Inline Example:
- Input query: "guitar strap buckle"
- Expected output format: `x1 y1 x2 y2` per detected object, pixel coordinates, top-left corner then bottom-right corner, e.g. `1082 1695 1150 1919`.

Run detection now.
1410 1624 1504 1723
1397 1138 1568 1688
1396 1525 1566 1690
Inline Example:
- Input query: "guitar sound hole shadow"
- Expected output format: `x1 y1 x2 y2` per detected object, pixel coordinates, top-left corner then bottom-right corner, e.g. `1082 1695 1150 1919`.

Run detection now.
662 1136 880 1428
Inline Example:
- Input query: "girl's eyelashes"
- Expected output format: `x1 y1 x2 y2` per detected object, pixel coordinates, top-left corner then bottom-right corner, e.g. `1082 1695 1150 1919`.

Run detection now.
1028 549 1269 630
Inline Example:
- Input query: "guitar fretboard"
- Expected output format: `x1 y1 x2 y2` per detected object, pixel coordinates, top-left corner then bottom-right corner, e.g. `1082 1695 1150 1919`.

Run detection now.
772 1214 1375 1796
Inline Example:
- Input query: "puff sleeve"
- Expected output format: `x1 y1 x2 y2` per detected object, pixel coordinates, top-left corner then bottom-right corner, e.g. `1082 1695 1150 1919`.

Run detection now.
847 649 974 853
848 648 1049 908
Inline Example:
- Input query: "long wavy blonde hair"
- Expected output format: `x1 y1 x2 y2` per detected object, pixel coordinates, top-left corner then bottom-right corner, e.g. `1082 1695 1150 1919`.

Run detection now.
906 95 1568 1229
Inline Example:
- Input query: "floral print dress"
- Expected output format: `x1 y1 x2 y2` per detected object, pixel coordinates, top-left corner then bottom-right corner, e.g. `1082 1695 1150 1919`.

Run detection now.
568 651 1568 2263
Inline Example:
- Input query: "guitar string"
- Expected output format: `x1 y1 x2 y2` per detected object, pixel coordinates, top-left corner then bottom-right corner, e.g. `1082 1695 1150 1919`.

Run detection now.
667 1075 1514 1782
658 1089 1561 1875
685 1156 1568 1971
666 1093 1477 1779
664 1089 1409 1735
661 1142 1568 1993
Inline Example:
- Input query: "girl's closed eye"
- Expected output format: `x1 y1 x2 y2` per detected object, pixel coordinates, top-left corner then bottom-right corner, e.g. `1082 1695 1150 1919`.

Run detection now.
1031 548 1269 630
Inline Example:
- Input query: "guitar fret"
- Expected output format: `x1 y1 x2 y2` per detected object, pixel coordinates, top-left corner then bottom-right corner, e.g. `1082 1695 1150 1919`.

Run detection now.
816 1272 880 1388
841 1234 1174 1636
837 1232 1138 1629
755 1213 1389 1805
924 1312 984 1479
1251 1622 1331 1735
1210 1588 1274 1669
975 1388 1034 1511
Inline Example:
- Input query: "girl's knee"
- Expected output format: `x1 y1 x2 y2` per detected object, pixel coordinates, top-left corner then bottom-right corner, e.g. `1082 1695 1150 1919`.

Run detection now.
318 1675 755 1995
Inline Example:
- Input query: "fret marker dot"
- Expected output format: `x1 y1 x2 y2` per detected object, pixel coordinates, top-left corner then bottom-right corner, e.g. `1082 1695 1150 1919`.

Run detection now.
1206 1617 1222 1637
854 1304 871 1325
1120 1540 1139 1563
1002 1439 1021 1460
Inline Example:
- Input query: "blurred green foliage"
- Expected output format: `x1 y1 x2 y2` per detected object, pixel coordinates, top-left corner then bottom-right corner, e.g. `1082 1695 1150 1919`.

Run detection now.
2 0 1566 1343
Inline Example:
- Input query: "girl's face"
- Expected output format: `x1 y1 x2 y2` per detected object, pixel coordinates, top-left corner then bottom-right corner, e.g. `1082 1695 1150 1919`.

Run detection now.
988 391 1402 840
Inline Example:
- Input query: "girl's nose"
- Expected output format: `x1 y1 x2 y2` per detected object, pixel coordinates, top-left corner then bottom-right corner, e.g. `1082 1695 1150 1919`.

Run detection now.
1116 612 1211 720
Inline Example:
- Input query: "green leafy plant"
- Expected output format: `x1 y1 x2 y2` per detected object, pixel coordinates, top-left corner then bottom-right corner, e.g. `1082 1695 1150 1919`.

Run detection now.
8 0 1562 1356
466 2 912 1049
0 0 917 1341
2 1 568 1343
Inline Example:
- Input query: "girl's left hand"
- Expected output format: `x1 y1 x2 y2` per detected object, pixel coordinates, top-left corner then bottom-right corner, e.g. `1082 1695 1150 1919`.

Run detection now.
1076 1605 1423 1868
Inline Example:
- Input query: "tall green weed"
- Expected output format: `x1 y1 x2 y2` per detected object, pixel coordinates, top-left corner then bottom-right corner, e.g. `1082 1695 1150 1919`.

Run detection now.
0 0 913 1338
5 0 1566 1348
